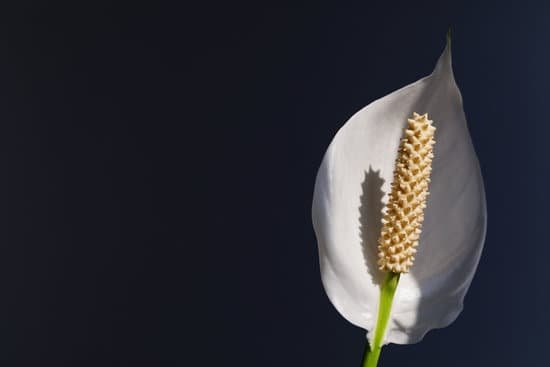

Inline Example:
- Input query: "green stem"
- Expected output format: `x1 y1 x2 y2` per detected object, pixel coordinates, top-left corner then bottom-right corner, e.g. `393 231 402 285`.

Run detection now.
361 272 400 367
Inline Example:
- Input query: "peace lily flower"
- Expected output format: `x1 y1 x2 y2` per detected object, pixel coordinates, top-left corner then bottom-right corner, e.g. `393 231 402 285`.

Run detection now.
311 36 486 366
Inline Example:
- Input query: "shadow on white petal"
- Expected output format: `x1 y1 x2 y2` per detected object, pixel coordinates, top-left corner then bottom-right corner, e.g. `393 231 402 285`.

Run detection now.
358 166 386 286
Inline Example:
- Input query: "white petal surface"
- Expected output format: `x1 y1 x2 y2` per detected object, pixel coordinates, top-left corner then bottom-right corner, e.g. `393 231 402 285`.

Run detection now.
312 43 486 345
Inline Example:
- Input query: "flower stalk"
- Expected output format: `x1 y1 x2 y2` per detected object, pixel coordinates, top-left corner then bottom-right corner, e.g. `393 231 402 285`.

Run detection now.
362 272 400 367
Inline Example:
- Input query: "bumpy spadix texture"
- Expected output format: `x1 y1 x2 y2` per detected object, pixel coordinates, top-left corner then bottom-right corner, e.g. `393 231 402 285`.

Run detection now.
378 113 435 273
312 42 486 345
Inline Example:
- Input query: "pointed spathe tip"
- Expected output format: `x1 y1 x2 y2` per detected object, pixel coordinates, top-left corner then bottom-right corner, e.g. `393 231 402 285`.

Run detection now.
430 28 453 78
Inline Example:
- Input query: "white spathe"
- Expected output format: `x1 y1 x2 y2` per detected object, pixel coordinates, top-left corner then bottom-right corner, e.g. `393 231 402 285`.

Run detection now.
311 42 486 345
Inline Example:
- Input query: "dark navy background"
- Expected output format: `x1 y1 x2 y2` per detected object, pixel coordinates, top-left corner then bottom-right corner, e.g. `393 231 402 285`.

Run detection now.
0 1 546 365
